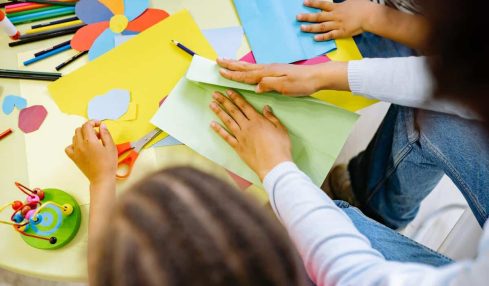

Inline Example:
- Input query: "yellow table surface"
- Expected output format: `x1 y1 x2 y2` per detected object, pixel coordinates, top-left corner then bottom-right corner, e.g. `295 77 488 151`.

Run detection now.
0 0 365 281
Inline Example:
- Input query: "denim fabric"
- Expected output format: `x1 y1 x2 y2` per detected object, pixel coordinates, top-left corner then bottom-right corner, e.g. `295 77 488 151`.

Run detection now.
349 105 489 229
335 200 453 266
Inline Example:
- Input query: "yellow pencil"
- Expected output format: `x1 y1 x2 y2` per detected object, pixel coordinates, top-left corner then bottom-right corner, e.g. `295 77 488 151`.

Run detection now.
24 19 83 35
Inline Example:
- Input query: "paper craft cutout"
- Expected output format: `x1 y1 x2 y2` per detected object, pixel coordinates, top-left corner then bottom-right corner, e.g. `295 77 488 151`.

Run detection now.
18 105 48 134
202 27 243 59
151 56 358 186
73 0 169 60
239 39 377 112
48 10 218 144
119 102 137 120
152 135 182 147
227 170 252 190
87 89 130 120
233 0 336 64
2 95 27 115
114 34 135 46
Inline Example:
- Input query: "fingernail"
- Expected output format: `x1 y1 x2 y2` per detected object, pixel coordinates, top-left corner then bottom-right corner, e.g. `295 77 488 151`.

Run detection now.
219 68 227 74
265 105 272 112
226 90 233 96
210 121 217 127
101 123 107 130
212 93 219 99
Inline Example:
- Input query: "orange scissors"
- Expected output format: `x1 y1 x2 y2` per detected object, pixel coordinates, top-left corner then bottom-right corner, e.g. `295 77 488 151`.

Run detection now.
116 128 163 179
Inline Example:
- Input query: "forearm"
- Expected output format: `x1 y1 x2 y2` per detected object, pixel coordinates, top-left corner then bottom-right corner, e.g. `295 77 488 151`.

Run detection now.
364 4 429 50
87 179 116 284
315 61 350 92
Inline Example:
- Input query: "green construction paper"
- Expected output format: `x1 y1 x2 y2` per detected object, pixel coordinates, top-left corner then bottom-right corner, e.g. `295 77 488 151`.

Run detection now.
152 57 358 187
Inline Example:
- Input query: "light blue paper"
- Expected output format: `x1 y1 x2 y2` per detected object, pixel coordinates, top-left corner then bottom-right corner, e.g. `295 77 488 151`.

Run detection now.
88 29 116 61
114 35 136 47
152 135 183 147
2 95 27 115
202 27 244 59
233 0 336 64
123 0 149 21
87 89 130 120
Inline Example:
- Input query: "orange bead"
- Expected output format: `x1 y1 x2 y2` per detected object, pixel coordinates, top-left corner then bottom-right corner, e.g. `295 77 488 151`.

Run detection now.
11 201 23 211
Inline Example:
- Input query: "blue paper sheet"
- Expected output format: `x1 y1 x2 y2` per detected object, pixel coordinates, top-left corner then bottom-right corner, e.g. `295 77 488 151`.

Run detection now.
2 95 27 115
233 0 336 64
87 89 130 120
152 135 183 147
203 27 243 59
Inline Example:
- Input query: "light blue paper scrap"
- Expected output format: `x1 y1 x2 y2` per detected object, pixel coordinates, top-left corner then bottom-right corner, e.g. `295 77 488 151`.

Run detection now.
202 27 244 59
114 35 136 47
87 89 130 120
233 0 336 64
152 135 183 147
2 95 27 115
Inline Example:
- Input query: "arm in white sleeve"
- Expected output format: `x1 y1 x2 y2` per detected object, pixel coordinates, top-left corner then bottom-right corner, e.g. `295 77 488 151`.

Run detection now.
347 57 479 120
263 161 483 286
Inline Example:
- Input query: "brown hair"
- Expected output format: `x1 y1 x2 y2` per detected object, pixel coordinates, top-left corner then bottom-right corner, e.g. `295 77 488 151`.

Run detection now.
92 167 306 286
424 0 489 121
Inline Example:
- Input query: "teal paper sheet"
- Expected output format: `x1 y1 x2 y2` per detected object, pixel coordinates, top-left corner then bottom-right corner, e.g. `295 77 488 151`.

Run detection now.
151 56 358 187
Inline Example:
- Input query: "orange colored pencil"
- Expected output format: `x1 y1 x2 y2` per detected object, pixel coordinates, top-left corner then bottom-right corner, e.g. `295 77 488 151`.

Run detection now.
0 128 13 141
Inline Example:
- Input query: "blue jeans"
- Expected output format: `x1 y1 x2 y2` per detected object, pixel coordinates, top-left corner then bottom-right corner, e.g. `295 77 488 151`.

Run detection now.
336 200 453 266
348 106 489 230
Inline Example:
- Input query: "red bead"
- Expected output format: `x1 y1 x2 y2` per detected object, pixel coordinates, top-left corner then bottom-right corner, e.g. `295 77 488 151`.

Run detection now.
21 206 31 217
11 201 23 211
37 190 45 200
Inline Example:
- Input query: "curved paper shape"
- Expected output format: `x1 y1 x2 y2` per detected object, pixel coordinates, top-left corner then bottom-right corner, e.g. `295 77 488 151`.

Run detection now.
99 0 124 16
87 89 130 120
18 105 48 134
123 0 148 21
2 95 27 115
126 8 169 32
71 22 110 52
75 0 113 24
88 29 116 61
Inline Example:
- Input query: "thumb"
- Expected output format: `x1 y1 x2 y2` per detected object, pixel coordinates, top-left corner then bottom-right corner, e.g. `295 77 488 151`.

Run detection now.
256 77 284 94
263 105 283 128
99 124 115 148
65 145 74 160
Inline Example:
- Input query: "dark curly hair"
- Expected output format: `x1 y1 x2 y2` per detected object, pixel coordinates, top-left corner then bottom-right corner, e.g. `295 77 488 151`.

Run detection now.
424 0 489 121
92 167 307 286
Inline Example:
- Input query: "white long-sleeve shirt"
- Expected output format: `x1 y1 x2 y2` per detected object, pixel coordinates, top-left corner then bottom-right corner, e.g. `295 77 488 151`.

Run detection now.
264 162 489 286
347 57 480 120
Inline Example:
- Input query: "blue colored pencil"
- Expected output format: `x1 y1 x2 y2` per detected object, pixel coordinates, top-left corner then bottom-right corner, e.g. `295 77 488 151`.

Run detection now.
23 44 71 66
9 6 75 25
171 40 196 56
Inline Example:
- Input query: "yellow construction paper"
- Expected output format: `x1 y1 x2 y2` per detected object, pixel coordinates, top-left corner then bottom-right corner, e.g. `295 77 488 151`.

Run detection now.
48 10 218 144
312 37 378 112
119 102 138 121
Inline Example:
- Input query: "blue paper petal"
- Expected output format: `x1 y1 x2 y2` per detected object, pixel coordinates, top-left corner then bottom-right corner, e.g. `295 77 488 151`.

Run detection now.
89 29 116 61
75 0 113 24
123 0 148 21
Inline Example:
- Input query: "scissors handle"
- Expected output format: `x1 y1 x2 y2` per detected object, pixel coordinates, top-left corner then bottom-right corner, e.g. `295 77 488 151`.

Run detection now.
116 150 139 179
117 142 133 156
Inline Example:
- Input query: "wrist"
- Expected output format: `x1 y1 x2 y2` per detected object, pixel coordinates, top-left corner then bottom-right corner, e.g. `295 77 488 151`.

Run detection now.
257 157 292 181
316 61 349 91
90 177 116 194
362 2 384 33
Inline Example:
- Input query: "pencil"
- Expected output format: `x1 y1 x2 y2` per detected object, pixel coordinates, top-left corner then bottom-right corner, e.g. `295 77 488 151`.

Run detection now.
9 24 83 47
31 15 78 29
13 0 77 7
55 50 87 71
171 40 196 56
34 39 70 56
6 3 50 13
21 20 83 35
1 1 19 8
23 44 71 66
0 69 61 81
0 128 13 141
9 6 75 25
7 6 64 18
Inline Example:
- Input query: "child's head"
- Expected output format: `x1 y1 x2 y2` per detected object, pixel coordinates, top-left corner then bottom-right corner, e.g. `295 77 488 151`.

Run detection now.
91 167 306 286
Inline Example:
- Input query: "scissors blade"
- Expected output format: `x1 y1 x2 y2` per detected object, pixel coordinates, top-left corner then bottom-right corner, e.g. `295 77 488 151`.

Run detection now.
132 128 163 152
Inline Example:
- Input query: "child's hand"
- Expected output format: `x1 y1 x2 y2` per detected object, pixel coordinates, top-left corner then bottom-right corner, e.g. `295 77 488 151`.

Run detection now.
217 58 323 96
297 0 376 41
209 90 292 180
65 121 118 186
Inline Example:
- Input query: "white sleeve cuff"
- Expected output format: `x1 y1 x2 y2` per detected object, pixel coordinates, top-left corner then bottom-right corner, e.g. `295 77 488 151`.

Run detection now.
263 161 299 195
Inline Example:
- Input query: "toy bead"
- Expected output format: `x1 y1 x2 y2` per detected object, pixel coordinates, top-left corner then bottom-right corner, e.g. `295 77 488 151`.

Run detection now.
26 195 40 205
25 209 35 220
13 213 24 223
62 204 74 216
49 237 57 244
37 190 45 200
21 205 31 217
30 215 42 225
12 201 23 211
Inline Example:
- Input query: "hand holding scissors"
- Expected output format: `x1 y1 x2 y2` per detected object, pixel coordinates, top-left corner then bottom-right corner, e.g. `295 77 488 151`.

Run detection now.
116 128 162 179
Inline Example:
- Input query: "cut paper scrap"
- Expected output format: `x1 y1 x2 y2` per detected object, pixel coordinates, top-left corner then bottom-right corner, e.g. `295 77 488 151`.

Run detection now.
18 105 48 133
114 34 135 46
233 0 336 64
73 0 169 60
119 102 137 121
87 89 130 120
239 38 377 112
49 10 218 144
152 135 183 147
202 27 243 59
152 56 358 187
2 95 27 115
227 170 252 191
